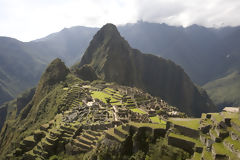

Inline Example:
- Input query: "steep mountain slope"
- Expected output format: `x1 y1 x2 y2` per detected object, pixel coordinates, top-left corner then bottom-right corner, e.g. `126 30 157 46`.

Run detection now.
203 71 240 108
118 22 231 85
0 57 189 160
0 58 77 158
0 27 97 106
73 23 216 117
27 26 98 66
0 37 45 105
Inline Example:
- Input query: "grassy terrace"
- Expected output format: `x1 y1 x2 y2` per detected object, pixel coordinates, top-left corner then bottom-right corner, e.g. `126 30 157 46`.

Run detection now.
192 152 202 160
224 136 240 150
116 125 128 135
24 135 35 142
130 108 147 114
168 133 202 147
202 150 213 160
129 122 166 129
231 117 240 126
210 113 223 123
228 127 240 137
212 142 229 155
91 91 120 104
150 116 166 124
105 128 125 142
169 118 200 130
221 112 239 119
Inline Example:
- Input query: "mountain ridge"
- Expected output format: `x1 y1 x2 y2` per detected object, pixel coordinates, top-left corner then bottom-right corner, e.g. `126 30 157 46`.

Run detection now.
73 23 216 117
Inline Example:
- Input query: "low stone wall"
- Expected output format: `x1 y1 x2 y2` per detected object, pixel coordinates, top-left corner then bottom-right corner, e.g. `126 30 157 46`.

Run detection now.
114 128 128 138
105 132 122 143
174 124 199 139
168 136 195 154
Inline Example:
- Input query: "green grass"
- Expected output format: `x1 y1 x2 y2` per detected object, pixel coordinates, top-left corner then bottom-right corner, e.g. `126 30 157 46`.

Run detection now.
231 117 240 126
129 122 166 129
203 71 240 106
169 118 200 130
130 108 147 114
24 136 35 142
192 152 202 160
212 143 228 154
150 116 166 124
91 91 118 104
224 136 240 150
202 149 213 160
105 128 125 142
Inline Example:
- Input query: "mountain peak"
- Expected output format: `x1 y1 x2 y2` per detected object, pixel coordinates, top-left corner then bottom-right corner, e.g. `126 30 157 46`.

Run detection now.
101 23 118 31
34 58 69 101
42 58 69 85
94 23 121 41
78 23 130 67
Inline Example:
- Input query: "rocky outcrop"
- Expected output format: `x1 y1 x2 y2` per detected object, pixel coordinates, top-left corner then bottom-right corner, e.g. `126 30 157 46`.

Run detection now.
72 64 98 81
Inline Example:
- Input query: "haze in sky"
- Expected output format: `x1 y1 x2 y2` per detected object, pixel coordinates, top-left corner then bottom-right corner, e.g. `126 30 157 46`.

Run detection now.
0 0 239 41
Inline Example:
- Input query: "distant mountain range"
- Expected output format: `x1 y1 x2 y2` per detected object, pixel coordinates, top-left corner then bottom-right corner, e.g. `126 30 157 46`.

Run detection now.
1 21 240 108
0 24 217 158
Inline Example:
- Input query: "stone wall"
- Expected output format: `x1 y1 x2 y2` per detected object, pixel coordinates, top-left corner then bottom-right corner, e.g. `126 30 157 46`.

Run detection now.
168 136 195 154
114 128 127 138
153 128 166 139
173 124 199 139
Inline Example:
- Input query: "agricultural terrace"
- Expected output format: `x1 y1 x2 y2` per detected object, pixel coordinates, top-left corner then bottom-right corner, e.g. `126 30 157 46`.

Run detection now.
91 91 119 104
169 118 200 130
129 122 166 129
130 108 147 114
150 116 166 124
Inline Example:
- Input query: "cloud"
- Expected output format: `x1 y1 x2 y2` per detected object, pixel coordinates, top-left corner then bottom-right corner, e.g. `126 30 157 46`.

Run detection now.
135 0 240 27
0 0 240 41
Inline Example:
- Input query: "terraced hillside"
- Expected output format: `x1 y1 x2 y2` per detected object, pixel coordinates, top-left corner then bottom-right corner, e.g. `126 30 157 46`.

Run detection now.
0 58 188 159
4 79 239 160
0 58 239 160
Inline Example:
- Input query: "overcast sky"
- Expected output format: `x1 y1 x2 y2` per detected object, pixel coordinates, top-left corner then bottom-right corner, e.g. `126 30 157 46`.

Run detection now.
0 0 240 41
